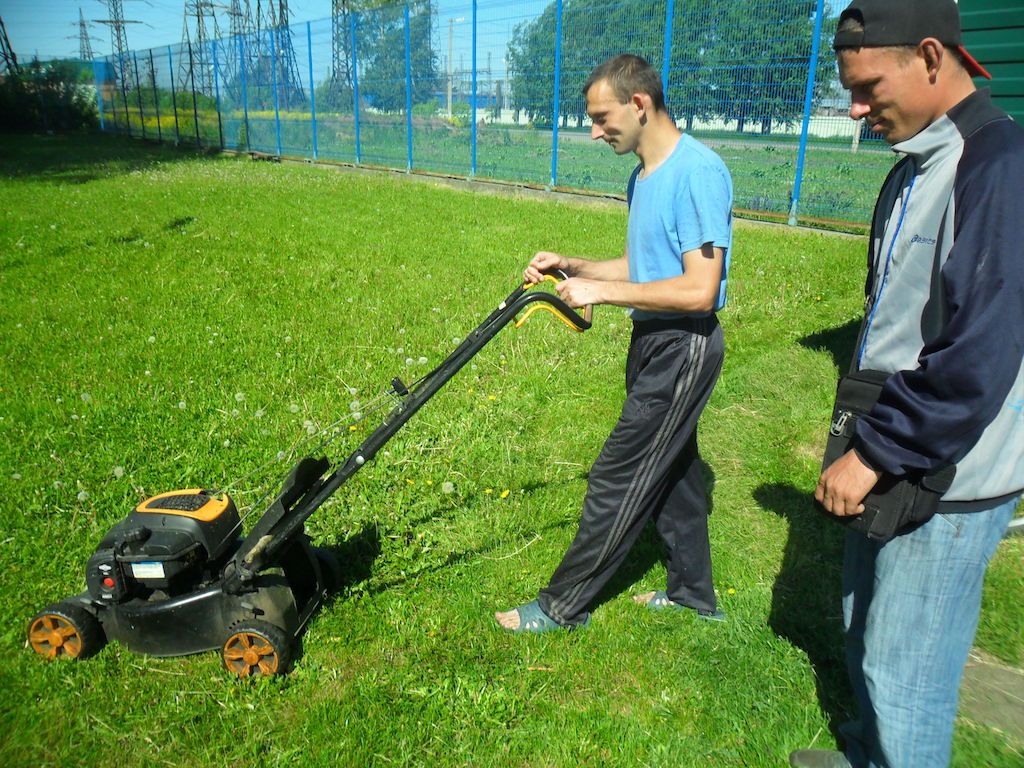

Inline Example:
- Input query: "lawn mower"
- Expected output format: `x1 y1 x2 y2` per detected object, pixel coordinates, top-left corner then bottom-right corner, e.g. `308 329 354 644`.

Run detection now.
27 277 591 677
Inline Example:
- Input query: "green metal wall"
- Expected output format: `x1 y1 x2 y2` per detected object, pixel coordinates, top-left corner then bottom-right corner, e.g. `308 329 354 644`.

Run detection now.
960 0 1024 122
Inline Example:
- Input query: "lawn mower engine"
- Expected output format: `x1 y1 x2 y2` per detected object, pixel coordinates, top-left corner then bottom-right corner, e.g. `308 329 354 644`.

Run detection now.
29 465 340 677
86 489 241 604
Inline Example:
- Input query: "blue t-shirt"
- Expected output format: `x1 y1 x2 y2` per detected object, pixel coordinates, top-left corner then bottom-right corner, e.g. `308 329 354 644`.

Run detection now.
626 133 733 319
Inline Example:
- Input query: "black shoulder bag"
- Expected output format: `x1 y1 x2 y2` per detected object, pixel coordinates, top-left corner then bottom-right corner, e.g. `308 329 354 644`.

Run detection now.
820 368 956 542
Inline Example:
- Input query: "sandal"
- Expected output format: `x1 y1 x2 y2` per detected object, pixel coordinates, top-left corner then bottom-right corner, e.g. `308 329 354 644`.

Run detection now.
641 590 726 622
500 600 586 633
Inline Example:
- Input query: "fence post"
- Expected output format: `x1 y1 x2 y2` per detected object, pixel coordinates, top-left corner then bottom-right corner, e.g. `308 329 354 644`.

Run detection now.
661 0 675 97
470 0 477 178
118 52 131 133
789 0 825 226
187 39 201 147
351 14 361 164
307 22 318 161
132 52 147 139
404 2 413 172
550 0 563 188
271 29 283 156
212 40 225 149
167 46 181 144
240 36 250 151
93 60 106 131
149 50 162 142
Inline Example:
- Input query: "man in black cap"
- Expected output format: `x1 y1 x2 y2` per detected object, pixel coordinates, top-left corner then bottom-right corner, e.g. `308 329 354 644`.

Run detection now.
790 1 1024 767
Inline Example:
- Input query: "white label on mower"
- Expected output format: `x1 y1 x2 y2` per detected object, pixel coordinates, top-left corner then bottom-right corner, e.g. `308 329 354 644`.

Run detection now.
131 561 166 579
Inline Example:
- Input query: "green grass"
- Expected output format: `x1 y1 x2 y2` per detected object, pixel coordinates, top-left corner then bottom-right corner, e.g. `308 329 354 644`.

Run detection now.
0 132 1019 767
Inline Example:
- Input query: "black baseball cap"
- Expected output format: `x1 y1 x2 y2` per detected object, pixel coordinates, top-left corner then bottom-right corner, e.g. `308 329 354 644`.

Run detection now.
833 0 992 79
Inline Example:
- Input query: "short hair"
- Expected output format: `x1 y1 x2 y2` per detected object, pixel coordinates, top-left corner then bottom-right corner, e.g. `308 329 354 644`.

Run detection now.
582 54 666 113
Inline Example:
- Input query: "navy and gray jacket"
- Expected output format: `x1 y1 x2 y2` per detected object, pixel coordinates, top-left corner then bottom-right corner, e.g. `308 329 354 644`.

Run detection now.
853 88 1024 505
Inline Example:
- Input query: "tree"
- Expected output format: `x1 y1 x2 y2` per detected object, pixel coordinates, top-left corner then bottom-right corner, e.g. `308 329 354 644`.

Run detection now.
505 0 835 135
358 1 440 114
713 0 834 134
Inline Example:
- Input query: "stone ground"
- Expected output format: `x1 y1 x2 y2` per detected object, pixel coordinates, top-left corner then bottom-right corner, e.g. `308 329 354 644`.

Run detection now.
960 648 1024 748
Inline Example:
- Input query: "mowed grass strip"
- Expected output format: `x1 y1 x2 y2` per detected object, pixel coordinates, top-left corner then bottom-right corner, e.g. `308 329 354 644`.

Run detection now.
0 133 1019 768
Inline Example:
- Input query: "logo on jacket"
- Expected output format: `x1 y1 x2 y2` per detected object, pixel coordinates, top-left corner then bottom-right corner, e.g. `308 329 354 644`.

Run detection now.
910 234 937 246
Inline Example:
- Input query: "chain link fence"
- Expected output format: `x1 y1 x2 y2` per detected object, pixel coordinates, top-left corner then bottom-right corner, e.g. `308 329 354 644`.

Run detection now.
91 0 897 228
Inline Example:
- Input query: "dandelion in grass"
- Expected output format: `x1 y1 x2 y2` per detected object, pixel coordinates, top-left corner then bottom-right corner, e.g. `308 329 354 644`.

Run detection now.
284 335 292 343
80 392 92 404
178 401 186 410
488 395 497 401
347 387 358 396
349 425 357 432
289 403 299 413
350 400 361 412
500 489 510 499
304 420 316 435
417 356 427 365
148 336 156 344
426 479 433 486
484 488 493 495
441 481 455 494
234 392 245 402
144 370 151 376
406 479 415 486
396 347 404 355
727 588 736 595
77 490 89 502
53 480 64 489
255 408 265 419
223 439 231 448
276 451 286 461
12 473 21 481
405 358 413 366
113 466 125 479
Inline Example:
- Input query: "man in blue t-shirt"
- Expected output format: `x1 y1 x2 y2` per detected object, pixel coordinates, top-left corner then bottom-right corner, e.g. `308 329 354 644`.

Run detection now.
496 54 733 633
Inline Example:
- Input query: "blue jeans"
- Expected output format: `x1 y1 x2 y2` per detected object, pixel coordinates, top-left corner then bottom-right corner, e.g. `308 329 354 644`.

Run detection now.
840 496 1018 768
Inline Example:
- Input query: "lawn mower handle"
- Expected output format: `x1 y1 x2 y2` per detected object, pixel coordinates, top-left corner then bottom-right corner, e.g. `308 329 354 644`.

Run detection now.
224 282 592 590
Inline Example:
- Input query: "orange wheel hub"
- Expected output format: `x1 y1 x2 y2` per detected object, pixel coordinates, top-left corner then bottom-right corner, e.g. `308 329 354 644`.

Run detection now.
29 614 83 659
223 631 280 677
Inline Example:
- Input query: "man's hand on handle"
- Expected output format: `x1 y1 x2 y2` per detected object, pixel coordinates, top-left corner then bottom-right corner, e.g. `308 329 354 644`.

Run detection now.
524 251 570 284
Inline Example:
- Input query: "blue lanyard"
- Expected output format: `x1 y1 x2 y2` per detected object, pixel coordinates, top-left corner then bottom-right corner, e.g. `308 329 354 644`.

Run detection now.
857 173 917 368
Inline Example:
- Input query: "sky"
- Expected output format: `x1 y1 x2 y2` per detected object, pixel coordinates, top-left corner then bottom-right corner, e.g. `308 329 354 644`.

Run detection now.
1 0 544 63
3 0 354 60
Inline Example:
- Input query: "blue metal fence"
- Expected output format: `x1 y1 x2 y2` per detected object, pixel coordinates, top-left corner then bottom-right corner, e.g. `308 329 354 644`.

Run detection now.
93 0 896 227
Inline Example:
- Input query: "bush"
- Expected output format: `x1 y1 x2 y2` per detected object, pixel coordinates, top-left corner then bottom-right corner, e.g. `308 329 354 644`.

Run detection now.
0 59 99 133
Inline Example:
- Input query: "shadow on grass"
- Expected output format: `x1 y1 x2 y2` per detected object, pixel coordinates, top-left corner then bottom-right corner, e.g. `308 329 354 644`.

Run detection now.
799 318 861 373
756 482 855 739
321 523 383 599
0 132 213 185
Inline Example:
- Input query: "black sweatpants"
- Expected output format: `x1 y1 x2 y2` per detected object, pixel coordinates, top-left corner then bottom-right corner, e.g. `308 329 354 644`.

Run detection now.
537 315 724 626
